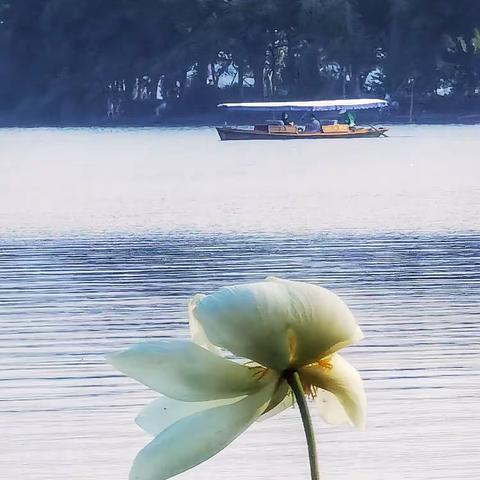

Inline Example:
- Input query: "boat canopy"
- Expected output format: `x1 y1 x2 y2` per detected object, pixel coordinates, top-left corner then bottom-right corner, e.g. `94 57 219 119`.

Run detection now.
218 98 387 112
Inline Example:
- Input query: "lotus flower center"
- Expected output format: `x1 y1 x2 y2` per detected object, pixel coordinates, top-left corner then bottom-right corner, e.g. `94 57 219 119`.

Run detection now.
301 357 333 399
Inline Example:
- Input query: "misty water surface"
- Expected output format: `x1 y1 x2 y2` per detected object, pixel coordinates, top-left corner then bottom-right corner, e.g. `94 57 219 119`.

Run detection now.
1 125 479 235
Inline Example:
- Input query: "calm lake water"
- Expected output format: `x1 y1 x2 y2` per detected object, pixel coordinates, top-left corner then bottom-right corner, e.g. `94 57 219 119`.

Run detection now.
1 126 479 480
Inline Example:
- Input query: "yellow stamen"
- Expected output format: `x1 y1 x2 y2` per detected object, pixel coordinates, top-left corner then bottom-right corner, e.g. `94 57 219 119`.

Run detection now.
304 357 333 371
301 382 319 400
301 357 332 399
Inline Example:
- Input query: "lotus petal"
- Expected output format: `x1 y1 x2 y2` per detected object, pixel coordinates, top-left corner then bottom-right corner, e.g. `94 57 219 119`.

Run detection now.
193 277 363 371
108 340 274 401
314 389 352 426
188 294 222 355
259 382 293 421
136 396 244 436
299 353 366 429
129 382 275 480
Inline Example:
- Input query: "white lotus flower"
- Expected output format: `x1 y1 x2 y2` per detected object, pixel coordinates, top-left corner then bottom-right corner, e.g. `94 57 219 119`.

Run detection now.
109 277 366 480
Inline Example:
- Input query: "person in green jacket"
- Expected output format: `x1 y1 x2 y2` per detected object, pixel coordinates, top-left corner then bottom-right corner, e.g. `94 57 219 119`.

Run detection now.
339 108 356 127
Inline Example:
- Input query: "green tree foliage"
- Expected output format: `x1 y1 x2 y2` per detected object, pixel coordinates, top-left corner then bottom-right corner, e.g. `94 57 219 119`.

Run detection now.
0 0 479 122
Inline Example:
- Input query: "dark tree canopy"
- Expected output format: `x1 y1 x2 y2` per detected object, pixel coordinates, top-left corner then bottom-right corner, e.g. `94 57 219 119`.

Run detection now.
1 0 480 123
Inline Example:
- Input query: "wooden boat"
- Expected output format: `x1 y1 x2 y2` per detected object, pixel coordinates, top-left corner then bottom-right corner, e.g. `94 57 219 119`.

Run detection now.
217 123 388 141
217 98 389 141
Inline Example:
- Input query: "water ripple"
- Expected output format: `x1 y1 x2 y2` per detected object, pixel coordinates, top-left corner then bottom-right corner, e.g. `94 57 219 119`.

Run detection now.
1 233 479 480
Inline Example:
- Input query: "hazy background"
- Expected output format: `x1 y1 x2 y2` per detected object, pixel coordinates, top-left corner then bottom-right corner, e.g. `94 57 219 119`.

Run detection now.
1 0 480 123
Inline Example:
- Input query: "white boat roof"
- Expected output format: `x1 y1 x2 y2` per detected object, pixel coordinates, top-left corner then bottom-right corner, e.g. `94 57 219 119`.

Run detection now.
218 98 387 111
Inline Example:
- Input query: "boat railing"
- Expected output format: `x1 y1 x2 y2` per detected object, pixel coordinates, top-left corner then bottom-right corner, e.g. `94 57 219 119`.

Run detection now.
254 124 298 134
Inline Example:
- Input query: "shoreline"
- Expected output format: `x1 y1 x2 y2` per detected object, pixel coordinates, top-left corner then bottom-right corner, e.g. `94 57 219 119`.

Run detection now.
1 111 480 128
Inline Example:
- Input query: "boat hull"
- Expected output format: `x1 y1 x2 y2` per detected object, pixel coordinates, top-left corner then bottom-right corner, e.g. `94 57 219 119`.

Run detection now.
216 126 388 141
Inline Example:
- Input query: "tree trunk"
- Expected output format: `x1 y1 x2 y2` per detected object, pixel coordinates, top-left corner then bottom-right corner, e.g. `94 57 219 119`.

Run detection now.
209 61 217 86
250 51 265 99
237 59 245 100
387 0 407 93
409 78 414 123
352 66 362 97
196 60 207 88
284 42 296 97
465 43 476 97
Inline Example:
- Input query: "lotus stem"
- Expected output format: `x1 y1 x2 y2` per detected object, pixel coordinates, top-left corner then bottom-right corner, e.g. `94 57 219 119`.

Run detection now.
285 370 320 480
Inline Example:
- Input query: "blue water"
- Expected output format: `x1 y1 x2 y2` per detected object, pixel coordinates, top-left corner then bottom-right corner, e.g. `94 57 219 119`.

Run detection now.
1 127 480 480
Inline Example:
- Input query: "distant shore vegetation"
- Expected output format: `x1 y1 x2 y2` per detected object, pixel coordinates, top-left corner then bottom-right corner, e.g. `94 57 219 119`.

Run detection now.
1 0 480 123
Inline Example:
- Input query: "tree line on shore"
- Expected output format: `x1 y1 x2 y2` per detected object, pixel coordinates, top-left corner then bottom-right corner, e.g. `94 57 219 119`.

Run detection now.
1 0 480 122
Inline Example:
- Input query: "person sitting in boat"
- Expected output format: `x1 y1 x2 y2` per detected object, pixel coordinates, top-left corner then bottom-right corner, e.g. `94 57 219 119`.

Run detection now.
304 113 321 132
281 112 294 126
339 108 356 127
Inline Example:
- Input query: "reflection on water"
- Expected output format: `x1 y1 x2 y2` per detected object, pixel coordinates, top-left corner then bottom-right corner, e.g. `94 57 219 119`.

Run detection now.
1 233 479 480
